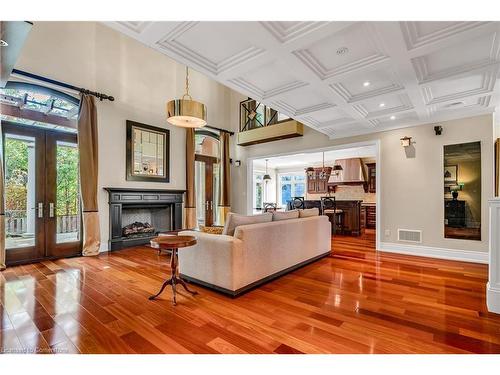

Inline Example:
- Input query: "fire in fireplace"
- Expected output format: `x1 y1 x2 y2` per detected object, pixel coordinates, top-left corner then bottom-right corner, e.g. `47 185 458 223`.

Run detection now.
122 222 155 238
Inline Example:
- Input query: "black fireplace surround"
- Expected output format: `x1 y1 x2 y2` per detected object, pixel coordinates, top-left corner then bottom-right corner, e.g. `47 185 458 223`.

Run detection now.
105 188 185 250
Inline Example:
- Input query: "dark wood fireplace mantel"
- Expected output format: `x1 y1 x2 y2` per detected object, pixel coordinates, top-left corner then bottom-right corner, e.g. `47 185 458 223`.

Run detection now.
104 188 186 250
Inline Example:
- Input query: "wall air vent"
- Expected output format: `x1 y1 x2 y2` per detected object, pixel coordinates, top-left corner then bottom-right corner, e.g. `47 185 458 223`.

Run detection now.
398 229 422 243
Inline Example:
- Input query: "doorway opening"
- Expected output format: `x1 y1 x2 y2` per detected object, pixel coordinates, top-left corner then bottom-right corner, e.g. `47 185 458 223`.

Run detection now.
248 141 381 251
194 129 221 227
1 81 81 265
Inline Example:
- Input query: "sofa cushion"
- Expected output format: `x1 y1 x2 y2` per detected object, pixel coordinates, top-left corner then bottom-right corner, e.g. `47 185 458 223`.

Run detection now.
222 212 273 236
272 210 299 221
299 208 319 218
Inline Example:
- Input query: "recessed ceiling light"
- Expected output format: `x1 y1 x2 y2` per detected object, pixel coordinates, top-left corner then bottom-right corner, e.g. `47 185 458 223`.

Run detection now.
0 40 8 47
363 81 370 87
390 115 396 120
336 46 349 55
379 103 385 108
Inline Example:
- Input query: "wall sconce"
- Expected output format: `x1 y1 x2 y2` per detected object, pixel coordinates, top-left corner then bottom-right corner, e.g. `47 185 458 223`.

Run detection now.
400 136 412 147
234 160 241 167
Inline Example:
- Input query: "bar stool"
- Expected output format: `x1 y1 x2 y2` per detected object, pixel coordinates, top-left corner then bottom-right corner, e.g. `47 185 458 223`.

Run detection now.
263 202 278 213
291 196 305 210
320 196 344 235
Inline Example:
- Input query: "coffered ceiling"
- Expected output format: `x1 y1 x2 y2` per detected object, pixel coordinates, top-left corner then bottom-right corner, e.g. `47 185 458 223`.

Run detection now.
105 21 500 139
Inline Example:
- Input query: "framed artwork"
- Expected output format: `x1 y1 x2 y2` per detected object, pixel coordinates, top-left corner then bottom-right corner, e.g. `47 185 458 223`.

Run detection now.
126 120 170 182
444 165 458 185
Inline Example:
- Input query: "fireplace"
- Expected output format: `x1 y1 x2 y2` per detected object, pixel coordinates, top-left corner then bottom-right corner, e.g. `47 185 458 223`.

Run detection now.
105 188 185 250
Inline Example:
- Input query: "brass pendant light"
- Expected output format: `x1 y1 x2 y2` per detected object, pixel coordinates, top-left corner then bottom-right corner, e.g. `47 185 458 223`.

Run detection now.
166 67 207 128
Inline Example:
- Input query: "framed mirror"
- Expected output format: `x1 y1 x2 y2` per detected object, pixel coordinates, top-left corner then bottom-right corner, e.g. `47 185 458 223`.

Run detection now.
126 120 170 182
443 141 481 241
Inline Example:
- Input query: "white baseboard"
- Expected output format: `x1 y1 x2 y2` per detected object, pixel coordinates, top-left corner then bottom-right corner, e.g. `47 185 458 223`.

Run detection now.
487 283 500 314
378 241 488 264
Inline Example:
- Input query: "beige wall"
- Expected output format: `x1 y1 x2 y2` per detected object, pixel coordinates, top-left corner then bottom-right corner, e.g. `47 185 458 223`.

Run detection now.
15 22 235 250
231 87 494 254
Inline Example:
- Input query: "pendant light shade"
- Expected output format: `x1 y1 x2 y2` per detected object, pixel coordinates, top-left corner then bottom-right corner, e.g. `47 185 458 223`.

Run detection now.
166 67 207 128
263 159 271 181
166 99 207 128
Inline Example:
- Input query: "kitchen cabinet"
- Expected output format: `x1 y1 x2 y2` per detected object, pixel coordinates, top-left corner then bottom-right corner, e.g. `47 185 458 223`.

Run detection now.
366 163 376 193
289 200 362 236
361 204 376 229
306 167 331 194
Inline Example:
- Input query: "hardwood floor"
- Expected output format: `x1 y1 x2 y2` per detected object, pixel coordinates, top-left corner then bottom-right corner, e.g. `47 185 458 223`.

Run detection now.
1 229 499 354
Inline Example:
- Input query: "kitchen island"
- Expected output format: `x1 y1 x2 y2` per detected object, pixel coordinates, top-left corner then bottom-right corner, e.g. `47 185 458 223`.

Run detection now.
287 199 363 236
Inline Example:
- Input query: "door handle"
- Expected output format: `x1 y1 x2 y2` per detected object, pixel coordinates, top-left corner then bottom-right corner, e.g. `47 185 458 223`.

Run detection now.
205 201 209 210
49 203 55 218
209 201 213 210
37 202 44 218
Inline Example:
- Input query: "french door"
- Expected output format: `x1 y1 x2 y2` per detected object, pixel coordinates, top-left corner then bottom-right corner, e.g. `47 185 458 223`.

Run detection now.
195 154 220 227
3 123 81 265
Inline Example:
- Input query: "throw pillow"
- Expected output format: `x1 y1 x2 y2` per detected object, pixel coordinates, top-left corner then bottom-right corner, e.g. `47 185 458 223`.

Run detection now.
222 212 273 236
272 210 299 221
299 208 319 218
200 225 224 235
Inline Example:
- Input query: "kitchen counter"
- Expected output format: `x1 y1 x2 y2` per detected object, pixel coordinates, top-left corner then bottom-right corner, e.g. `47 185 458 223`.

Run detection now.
288 199 363 236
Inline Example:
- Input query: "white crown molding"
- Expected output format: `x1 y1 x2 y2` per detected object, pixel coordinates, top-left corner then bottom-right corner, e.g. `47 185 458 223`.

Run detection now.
379 242 488 264
228 77 308 100
353 94 414 119
400 21 491 51
272 100 336 117
330 81 405 103
157 21 265 75
116 21 151 34
260 21 328 44
421 70 497 105
411 31 500 84
427 95 492 116
294 49 389 81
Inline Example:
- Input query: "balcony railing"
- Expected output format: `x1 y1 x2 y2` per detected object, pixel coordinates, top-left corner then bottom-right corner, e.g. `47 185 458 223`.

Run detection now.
5 210 79 235
239 98 290 133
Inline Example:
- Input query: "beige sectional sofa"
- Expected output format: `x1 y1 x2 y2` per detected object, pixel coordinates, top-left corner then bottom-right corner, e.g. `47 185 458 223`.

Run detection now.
177 214 331 296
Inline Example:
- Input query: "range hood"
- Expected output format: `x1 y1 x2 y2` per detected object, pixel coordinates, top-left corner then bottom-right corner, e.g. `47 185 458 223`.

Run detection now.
328 158 367 186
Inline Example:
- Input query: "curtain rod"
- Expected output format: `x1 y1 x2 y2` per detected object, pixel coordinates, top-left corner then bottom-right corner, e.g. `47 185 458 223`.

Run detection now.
205 124 234 136
11 69 115 102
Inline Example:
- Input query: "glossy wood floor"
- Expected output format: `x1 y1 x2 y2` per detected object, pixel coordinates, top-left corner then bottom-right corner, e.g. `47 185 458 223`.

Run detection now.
1 229 499 354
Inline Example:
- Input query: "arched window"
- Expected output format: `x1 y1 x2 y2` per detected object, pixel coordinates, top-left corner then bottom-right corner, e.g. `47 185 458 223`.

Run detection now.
0 81 79 133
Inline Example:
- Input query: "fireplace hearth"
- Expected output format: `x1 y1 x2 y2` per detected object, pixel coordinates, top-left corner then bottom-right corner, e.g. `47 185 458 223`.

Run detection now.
105 188 185 250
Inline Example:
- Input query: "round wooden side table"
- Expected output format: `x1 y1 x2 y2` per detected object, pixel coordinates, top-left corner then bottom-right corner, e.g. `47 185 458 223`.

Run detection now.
149 235 198 306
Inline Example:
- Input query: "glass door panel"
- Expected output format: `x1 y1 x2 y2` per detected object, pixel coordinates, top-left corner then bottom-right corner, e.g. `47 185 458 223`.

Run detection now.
45 132 81 258
195 160 206 227
213 163 220 225
55 141 80 244
4 134 36 249
3 125 46 264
